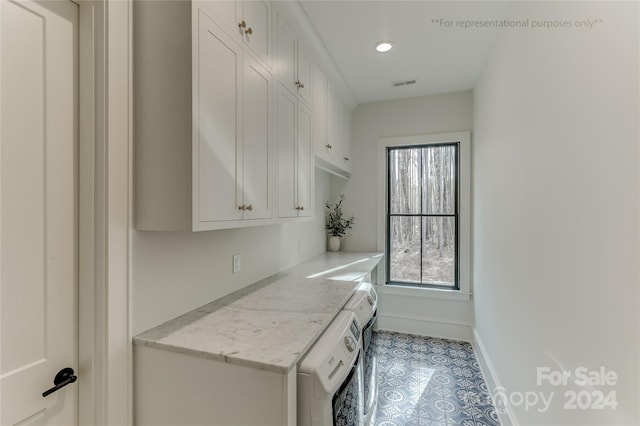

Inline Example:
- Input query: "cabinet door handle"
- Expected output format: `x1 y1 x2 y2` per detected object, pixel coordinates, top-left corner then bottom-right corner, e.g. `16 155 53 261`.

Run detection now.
299 206 304 211
325 144 332 149
344 157 349 161
295 80 305 89
238 20 246 29
246 205 253 211
238 205 246 211
245 27 253 35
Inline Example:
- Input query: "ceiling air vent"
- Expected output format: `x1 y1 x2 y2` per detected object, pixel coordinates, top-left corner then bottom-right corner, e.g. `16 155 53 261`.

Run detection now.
391 79 417 87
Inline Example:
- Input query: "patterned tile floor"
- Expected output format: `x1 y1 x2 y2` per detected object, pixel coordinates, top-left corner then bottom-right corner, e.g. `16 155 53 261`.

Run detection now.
370 331 501 426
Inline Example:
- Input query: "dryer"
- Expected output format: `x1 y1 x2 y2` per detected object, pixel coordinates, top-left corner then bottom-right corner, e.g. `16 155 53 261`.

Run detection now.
297 311 363 426
342 281 378 424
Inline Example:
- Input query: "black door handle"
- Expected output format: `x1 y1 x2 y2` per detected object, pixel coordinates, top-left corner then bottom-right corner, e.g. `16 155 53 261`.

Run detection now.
42 367 77 397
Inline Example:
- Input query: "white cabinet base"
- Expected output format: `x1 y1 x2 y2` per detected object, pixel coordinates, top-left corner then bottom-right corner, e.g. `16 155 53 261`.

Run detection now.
134 345 296 426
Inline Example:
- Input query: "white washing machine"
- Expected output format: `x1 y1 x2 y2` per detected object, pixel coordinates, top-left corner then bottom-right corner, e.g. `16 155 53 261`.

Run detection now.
342 282 378 425
298 310 364 426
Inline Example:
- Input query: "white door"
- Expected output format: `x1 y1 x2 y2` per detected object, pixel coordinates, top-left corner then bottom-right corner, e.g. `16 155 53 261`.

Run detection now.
196 10 243 224
327 83 344 163
276 84 297 218
311 66 328 156
241 0 270 66
296 44 312 104
242 56 272 220
296 103 312 217
0 0 78 425
276 19 296 96
342 107 352 173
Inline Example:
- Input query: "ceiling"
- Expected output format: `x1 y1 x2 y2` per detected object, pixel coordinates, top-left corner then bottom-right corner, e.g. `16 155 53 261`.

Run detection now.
300 1 510 104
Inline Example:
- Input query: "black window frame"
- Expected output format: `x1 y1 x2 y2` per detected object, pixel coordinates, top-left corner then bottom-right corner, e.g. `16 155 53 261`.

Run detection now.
385 142 460 290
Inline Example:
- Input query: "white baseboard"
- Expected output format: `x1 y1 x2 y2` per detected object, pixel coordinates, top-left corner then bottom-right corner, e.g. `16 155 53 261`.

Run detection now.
472 327 518 426
376 314 473 342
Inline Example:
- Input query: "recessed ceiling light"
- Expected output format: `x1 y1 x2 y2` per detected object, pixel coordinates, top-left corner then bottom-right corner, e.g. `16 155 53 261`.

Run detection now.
375 41 394 53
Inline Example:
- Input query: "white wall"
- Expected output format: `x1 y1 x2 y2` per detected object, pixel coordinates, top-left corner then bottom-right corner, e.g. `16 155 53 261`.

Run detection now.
342 91 475 338
132 171 331 335
473 2 639 425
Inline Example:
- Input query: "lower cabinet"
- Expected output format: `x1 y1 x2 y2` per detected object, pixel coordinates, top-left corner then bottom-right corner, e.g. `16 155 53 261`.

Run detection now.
135 345 296 426
277 84 313 219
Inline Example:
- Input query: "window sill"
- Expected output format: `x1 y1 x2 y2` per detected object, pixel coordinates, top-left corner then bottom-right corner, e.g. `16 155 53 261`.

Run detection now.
376 284 472 302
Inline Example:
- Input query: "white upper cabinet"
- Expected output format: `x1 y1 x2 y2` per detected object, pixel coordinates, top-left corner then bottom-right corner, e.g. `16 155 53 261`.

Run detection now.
312 64 353 177
195 9 274 228
342 105 353 173
296 101 313 217
134 1 354 231
199 0 273 69
196 17 243 223
242 56 273 220
196 33 273 225
277 15 312 105
240 1 271 64
277 84 313 219
296 44 313 104
327 82 344 164
312 66 329 157
135 3 273 231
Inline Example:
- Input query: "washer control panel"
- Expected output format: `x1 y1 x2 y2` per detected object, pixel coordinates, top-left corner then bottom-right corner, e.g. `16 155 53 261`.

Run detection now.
298 311 362 396
344 335 357 352
349 318 360 340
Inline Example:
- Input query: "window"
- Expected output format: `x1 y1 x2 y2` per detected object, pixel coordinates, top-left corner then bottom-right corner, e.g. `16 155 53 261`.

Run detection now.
377 132 470 297
387 144 459 289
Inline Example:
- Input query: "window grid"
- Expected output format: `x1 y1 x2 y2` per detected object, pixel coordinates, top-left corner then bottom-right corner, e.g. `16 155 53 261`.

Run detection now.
386 143 460 290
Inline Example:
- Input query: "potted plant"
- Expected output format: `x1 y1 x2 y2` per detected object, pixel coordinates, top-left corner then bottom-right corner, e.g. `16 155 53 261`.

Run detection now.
325 194 355 251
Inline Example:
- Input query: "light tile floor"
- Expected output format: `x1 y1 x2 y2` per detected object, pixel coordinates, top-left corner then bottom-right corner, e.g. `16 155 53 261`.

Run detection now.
371 331 501 426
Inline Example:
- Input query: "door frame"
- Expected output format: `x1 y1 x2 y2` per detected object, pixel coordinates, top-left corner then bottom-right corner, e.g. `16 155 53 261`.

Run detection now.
78 1 132 425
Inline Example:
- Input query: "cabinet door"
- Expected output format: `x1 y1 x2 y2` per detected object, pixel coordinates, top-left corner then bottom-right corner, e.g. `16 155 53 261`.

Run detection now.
201 0 239 33
196 12 243 224
242 0 271 67
312 66 328 156
297 103 313 217
342 106 352 173
243 56 272 220
327 82 343 162
276 84 297 218
296 43 312 105
277 18 297 95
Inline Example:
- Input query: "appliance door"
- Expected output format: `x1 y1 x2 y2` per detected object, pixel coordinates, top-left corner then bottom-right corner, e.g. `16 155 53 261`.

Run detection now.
362 308 377 354
332 353 363 426
362 309 378 416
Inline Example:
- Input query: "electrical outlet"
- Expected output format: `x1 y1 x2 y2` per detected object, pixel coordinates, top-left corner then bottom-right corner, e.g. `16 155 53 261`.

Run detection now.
232 254 241 274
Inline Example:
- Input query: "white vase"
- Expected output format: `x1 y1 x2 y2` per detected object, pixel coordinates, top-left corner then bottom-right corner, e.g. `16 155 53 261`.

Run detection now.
328 236 341 252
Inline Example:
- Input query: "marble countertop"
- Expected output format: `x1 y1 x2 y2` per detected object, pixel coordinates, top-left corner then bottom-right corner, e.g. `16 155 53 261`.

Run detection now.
133 252 383 374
